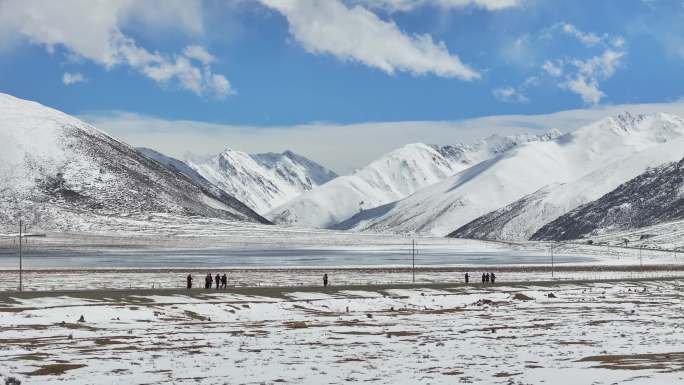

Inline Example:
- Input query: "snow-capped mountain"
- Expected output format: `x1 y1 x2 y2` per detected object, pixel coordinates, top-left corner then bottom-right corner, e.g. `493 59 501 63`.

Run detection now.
186 149 337 215
339 113 684 236
268 131 561 228
531 156 684 241
0 93 268 232
448 136 684 241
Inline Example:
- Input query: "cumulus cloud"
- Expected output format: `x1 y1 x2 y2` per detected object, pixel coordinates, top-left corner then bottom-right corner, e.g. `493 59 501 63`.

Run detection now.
259 0 479 80
82 98 684 174
492 76 537 103
542 60 563 77
536 23 626 105
544 22 625 49
0 0 233 97
559 50 625 105
62 72 86 85
183 46 216 65
350 0 521 11
559 23 603 47
493 87 528 103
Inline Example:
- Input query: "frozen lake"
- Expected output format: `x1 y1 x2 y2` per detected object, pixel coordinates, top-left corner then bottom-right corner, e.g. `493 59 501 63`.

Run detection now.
0 246 592 268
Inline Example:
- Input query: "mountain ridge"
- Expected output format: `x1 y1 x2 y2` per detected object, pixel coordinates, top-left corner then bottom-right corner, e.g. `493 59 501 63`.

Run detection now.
0 93 268 232
337 112 684 236
185 147 337 215
268 130 562 229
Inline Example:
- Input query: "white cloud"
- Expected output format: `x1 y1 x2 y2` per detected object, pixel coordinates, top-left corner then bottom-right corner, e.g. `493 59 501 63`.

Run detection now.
542 60 563 77
183 45 215 65
62 72 86 86
537 22 626 105
81 98 684 174
259 0 479 80
492 76 536 103
560 23 603 47
0 0 233 97
543 22 625 49
573 49 624 79
350 0 521 11
559 49 625 105
492 86 528 103
561 76 603 105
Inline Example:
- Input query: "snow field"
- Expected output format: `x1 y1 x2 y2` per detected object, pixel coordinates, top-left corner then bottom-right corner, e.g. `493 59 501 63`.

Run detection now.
1 281 683 384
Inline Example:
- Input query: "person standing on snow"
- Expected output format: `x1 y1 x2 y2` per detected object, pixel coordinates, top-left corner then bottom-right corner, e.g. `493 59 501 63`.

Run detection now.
465 272 469 284
187 274 193 289
323 273 329 287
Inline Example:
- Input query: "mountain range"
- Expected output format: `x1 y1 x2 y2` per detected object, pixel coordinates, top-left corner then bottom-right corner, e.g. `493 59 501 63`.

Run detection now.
2 92 683 244
338 113 684 236
268 131 561 228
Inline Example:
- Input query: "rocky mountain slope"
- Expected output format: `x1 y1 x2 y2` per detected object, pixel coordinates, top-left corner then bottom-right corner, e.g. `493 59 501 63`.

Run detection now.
338 113 684 236
530 157 684 241
0 93 268 232
448 137 684 240
186 149 337 215
268 131 560 228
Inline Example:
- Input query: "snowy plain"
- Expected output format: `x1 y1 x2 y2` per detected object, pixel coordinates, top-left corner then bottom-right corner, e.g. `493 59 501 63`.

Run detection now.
1 281 684 384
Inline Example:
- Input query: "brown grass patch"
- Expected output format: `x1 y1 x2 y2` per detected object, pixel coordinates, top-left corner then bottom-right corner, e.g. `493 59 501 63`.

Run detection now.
386 331 422 338
493 371 522 377
7 352 50 361
284 321 308 329
442 370 463 376
183 310 209 321
27 363 86 376
577 352 684 371
512 293 534 301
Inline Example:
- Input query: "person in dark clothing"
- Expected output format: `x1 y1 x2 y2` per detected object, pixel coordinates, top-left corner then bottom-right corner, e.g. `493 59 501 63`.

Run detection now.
465 272 469 284
221 273 227 289
491 272 496 284
323 273 329 287
205 273 212 289
215 274 221 290
187 274 193 289
481 273 486 284
485 273 490 283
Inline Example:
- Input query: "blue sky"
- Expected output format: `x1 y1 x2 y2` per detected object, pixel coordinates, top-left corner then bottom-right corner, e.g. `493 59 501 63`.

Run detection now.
1 0 684 171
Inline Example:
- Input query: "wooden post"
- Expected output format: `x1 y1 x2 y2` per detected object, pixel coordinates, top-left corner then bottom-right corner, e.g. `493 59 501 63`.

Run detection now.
412 239 415 283
19 219 22 292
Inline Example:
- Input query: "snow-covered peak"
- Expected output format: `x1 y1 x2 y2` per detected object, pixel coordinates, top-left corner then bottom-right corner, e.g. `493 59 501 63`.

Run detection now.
577 112 684 141
267 130 560 229
340 112 684 236
186 148 337 215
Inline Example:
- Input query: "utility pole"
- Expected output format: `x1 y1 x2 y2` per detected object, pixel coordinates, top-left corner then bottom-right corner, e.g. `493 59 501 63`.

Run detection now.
639 246 643 270
19 219 22 292
412 239 415 283
551 246 554 278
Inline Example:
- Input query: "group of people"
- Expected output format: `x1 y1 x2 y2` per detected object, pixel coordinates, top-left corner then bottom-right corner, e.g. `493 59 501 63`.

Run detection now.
464 272 497 284
185 271 497 289
186 273 228 289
